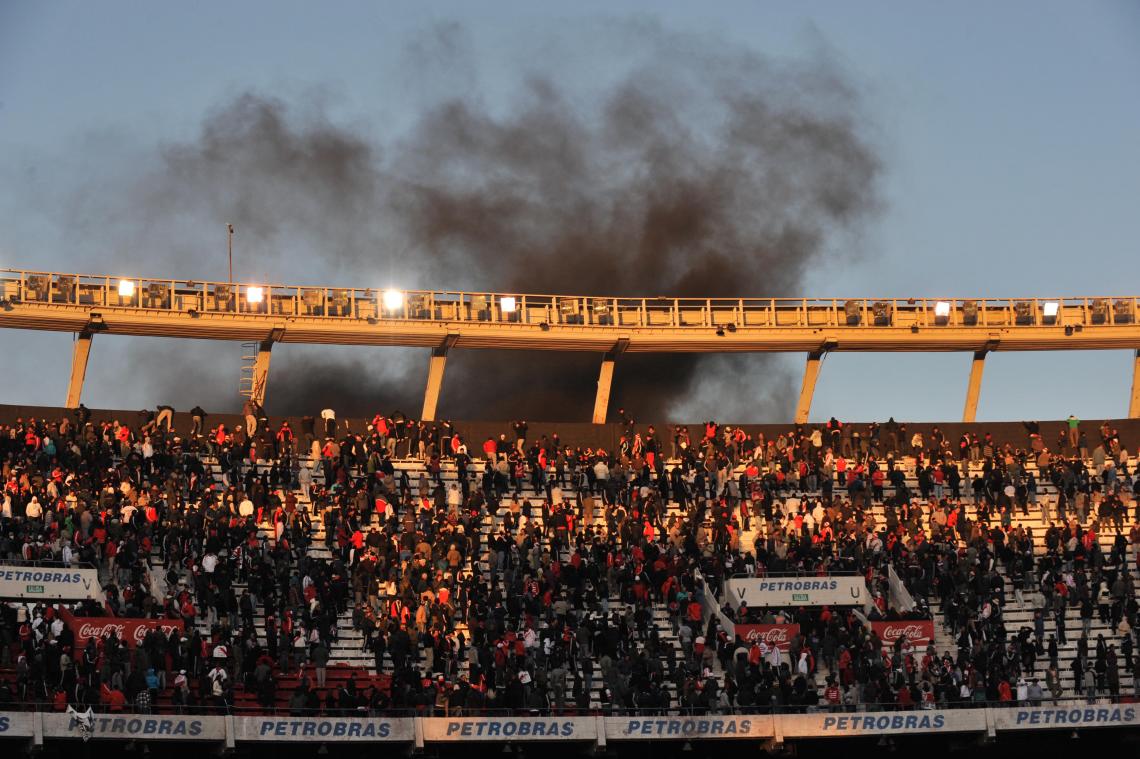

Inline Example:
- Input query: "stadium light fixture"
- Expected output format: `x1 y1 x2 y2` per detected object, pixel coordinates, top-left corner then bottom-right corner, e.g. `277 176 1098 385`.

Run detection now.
247 286 264 304
382 288 404 312
500 296 517 313
1042 301 1060 323
933 300 951 325
117 279 135 298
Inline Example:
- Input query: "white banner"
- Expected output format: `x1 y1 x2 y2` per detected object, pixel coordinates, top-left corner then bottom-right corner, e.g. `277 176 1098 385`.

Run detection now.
726 576 867 609
41 713 225 741
778 710 986 737
421 717 596 741
605 715 772 740
990 705 1140 731
235 716 414 742
0 565 103 602
0 712 34 738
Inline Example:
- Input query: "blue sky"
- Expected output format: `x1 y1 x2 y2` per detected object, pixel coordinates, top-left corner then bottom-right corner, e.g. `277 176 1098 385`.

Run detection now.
1 1 1138 422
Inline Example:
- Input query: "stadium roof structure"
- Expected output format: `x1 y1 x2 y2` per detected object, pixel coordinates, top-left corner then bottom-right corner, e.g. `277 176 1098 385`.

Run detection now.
2 268 1138 423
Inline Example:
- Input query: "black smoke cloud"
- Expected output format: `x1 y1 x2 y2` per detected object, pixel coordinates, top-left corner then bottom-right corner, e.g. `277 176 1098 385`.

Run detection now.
64 23 881 422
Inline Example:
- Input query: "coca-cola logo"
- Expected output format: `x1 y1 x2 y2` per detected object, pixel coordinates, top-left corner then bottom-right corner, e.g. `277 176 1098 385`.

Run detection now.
745 628 790 643
881 624 928 642
74 620 181 646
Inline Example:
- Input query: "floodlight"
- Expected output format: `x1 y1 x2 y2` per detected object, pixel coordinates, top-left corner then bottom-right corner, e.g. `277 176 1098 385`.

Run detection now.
117 279 135 297
962 300 979 325
1042 301 1059 323
933 301 951 326
247 286 264 304
500 296 517 313
382 289 404 311
843 299 861 325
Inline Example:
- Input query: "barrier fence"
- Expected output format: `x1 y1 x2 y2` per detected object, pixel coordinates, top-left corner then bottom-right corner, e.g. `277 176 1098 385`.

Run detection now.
1 704 1136 747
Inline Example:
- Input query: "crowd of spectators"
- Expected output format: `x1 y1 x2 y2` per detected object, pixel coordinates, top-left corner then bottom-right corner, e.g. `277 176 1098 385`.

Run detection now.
0 405 1138 717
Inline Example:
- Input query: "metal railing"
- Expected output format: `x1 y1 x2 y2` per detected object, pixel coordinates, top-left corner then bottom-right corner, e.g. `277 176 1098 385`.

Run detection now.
0 698 1129 717
3 268 1138 330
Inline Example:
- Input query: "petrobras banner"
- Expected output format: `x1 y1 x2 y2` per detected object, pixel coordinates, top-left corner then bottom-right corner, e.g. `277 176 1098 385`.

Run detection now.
422 717 596 741
779 710 986 737
41 713 226 741
0 712 34 738
991 705 1140 731
0 565 103 602
605 715 773 740
726 576 867 609
734 624 800 652
59 608 184 649
235 717 415 742
870 620 935 650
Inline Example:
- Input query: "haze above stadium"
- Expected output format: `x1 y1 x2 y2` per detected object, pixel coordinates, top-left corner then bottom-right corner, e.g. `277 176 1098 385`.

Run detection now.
1 1 1138 422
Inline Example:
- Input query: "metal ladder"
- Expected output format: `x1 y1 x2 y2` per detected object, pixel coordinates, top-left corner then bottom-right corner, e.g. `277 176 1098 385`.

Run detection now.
238 341 260 400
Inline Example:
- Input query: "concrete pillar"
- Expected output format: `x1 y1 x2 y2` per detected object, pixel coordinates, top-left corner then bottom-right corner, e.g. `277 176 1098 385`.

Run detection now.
65 331 93 408
250 340 273 407
592 357 615 424
962 350 987 423
422 334 459 422
1129 349 1140 419
592 339 629 424
794 350 824 424
422 348 448 422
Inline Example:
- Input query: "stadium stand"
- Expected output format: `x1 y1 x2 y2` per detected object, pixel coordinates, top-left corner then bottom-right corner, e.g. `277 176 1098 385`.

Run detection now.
1 404 1138 721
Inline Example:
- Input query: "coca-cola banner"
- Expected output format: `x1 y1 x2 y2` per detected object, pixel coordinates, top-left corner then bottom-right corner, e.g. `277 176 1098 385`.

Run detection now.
59 608 184 648
870 620 935 649
733 624 800 652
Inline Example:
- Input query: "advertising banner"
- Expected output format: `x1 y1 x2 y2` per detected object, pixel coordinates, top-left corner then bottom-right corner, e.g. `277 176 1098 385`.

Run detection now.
421 717 596 742
778 710 986 738
0 712 34 739
733 624 800 652
990 705 1140 731
41 713 225 741
726 577 867 609
870 620 935 649
0 565 103 602
59 609 184 649
235 717 415 742
605 715 772 740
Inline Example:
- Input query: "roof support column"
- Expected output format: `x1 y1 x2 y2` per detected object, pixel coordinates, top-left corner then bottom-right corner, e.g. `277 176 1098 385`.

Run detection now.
422 334 459 422
250 326 285 408
1129 349 1140 419
592 338 629 424
250 340 273 407
794 350 824 424
962 350 988 423
65 330 93 408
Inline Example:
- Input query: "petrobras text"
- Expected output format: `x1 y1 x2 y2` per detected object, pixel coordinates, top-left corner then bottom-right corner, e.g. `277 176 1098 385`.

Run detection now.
422 717 596 741
235 717 415 742
41 713 226 740
605 716 770 740
996 706 1139 730
0 713 33 737
726 576 867 608
780 710 987 737
0 565 103 601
